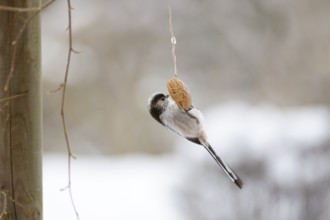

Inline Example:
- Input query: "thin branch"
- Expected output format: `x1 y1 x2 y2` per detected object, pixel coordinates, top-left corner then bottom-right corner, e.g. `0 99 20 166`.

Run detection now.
0 190 37 218
0 5 40 12
168 0 178 78
0 0 55 12
2 0 56 91
61 0 80 219
0 191 7 218
7 197 33 214
48 84 64 94
0 91 28 103
1 1 80 219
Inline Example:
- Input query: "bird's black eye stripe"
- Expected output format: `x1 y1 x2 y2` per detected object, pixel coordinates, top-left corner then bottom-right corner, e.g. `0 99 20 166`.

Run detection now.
151 94 165 106
149 93 167 125
152 93 166 102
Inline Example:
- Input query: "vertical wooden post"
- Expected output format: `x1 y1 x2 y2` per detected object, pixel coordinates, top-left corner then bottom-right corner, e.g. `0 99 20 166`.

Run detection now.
0 0 42 219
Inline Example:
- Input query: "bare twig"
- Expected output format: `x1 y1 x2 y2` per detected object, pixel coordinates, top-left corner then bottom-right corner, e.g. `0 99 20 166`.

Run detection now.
48 84 64 94
168 0 178 78
7 197 33 214
0 190 38 219
0 0 55 13
0 5 41 12
1 1 80 219
0 0 55 12
0 191 7 219
60 0 80 219
0 91 28 103
2 0 56 91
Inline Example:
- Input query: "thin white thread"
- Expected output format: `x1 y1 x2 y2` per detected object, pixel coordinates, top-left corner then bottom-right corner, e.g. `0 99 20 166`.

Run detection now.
168 0 178 78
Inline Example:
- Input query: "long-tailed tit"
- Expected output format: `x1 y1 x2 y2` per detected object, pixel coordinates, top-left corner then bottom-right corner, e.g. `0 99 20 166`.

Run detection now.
148 93 243 189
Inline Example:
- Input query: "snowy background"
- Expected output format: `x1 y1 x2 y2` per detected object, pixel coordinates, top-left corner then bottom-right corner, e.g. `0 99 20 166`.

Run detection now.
44 103 330 220
40 0 330 220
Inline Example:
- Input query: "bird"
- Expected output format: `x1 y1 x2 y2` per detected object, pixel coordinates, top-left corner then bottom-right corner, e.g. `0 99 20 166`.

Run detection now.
148 92 243 189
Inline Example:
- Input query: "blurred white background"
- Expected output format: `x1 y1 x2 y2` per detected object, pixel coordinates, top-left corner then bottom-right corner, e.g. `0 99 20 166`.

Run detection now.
41 0 330 219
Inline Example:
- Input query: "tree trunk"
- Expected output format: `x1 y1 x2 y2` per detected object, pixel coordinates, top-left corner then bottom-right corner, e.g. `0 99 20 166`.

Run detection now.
0 0 42 219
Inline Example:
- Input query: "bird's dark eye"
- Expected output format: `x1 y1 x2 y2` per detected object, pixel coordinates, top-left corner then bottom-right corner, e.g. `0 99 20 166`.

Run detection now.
161 97 165 101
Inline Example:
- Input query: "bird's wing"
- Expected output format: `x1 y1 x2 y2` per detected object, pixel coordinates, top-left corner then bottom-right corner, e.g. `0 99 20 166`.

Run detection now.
185 107 205 124
161 105 202 138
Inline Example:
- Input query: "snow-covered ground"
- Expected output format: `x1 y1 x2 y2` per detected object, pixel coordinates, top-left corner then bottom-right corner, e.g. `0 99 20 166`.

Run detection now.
44 103 330 220
43 154 186 220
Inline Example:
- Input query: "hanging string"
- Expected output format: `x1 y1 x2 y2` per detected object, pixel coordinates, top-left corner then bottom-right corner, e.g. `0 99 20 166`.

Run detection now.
166 0 193 109
168 0 178 78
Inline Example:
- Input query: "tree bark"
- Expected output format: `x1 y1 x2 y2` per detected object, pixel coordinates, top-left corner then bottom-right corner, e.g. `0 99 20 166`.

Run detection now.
0 0 42 219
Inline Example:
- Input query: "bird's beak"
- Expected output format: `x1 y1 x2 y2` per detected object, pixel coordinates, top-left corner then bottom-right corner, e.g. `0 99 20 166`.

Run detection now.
165 94 169 98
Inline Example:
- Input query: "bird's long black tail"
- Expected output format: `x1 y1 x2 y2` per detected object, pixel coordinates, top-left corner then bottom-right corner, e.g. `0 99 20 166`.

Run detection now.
203 144 243 189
